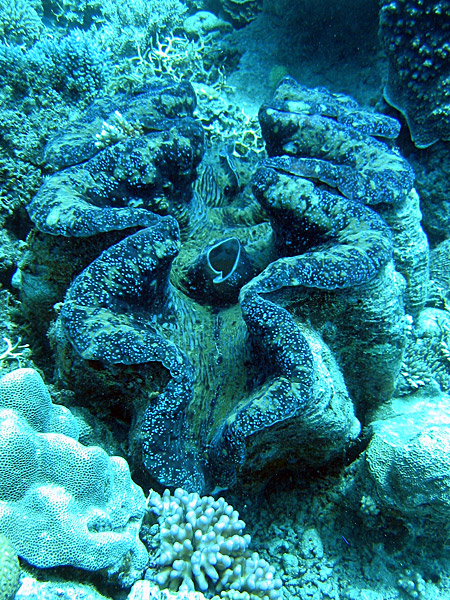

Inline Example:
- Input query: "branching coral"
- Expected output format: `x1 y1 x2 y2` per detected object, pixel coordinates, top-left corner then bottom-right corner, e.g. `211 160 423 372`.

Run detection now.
0 337 31 370
0 29 111 105
0 0 42 46
147 488 282 599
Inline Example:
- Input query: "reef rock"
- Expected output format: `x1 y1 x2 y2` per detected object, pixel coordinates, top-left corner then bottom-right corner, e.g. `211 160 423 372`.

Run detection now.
366 389 450 522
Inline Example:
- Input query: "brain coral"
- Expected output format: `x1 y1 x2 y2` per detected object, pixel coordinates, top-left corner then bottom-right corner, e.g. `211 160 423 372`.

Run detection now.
0 368 148 585
366 389 450 522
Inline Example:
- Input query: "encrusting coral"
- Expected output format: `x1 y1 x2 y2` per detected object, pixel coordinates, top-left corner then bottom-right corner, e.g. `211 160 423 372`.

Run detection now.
365 388 450 523
0 368 147 586
0 533 20 600
379 0 450 148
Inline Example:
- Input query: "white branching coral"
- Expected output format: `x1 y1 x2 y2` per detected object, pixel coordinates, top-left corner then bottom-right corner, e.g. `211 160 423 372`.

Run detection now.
147 488 283 600
94 110 143 149
0 337 31 369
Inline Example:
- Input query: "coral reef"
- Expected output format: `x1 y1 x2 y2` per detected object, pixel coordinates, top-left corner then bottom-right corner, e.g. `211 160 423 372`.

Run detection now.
0 337 31 371
128 581 206 600
146 488 282 599
15 577 112 600
3 0 450 597
379 0 450 148
220 0 263 29
0 25 112 219
94 0 187 58
0 368 147 585
183 12 232 40
397 308 450 395
0 533 20 600
0 31 110 106
0 0 42 46
366 388 450 522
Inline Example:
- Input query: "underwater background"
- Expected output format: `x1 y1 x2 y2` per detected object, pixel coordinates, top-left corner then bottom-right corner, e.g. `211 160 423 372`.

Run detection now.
1 0 450 599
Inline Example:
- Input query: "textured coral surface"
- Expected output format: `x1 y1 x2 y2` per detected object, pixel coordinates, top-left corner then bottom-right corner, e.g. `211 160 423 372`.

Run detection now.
0 368 147 582
3 2 450 598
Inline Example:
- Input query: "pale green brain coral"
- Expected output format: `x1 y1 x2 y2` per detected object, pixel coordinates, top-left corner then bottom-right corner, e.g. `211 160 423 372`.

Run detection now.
0 368 148 584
